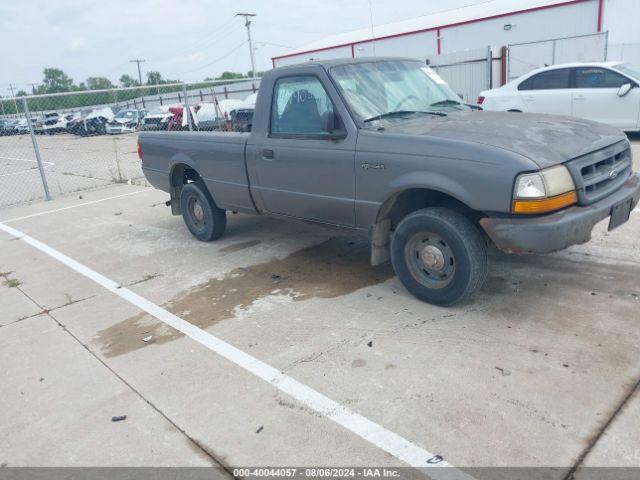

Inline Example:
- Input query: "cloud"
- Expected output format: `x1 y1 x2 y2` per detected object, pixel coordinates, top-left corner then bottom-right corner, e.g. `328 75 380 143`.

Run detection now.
170 51 208 65
66 38 90 54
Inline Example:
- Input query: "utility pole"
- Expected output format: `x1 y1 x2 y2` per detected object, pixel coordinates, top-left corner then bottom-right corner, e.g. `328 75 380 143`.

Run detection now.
130 59 146 85
236 13 256 78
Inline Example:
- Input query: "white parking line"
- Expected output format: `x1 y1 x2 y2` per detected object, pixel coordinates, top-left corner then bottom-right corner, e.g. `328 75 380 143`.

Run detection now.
0 155 54 166
1 189 152 223
0 221 471 479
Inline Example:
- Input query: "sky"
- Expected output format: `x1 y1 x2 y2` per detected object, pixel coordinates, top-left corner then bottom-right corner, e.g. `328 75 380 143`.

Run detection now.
0 0 491 91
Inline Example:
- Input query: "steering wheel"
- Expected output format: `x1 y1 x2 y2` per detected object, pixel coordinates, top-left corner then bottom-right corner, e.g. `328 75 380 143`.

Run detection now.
394 94 420 111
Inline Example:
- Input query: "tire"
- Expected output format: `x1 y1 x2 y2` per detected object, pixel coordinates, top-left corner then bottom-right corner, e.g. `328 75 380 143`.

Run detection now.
179 181 226 241
390 207 487 306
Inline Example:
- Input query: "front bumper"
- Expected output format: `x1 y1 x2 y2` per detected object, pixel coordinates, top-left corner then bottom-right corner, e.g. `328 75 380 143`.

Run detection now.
106 125 136 134
480 173 640 254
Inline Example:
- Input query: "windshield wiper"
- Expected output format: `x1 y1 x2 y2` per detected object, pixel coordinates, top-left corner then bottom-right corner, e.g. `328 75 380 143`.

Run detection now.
363 110 447 123
429 99 463 107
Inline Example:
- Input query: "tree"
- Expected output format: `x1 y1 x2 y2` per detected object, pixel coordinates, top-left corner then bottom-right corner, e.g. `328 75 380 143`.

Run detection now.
40 68 75 93
86 76 114 90
119 74 139 87
217 71 244 80
16 90 28 97
146 71 163 85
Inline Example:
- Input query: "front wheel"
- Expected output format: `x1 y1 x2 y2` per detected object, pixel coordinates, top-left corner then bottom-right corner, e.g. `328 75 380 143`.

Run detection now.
390 207 487 305
180 181 226 241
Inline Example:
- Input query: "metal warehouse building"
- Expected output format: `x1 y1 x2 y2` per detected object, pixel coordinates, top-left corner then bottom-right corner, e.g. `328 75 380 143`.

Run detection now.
271 0 639 99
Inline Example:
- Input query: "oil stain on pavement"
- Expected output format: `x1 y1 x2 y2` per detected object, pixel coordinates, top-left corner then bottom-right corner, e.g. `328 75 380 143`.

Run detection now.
95 237 393 357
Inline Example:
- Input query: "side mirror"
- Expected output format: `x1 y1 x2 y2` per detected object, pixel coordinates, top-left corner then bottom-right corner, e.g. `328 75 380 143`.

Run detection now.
321 111 347 140
618 83 633 97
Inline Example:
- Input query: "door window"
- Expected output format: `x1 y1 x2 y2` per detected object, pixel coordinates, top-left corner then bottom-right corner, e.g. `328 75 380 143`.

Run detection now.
575 67 629 88
518 68 571 90
271 76 335 135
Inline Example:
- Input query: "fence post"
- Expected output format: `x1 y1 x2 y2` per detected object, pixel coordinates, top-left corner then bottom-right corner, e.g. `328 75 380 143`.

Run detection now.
22 97 52 201
487 45 493 89
183 84 193 131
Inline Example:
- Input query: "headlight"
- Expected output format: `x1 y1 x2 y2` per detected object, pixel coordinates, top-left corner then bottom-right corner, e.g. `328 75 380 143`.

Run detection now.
514 173 546 198
513 165 577 214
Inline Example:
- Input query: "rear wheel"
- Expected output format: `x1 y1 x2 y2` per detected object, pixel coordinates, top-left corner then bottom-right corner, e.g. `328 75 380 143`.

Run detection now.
180 181 226 241
390 207 487 305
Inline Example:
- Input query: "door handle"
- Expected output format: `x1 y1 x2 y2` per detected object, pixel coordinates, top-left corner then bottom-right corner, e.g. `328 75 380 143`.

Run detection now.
262 149 274 160
574 95 586 100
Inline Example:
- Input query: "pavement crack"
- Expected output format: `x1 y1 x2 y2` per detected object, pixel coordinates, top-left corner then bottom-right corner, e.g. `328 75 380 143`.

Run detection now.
563 375 640 479
11 285 235 478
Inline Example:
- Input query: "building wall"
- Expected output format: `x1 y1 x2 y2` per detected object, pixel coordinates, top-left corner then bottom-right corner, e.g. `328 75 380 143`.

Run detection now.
273 0 602 67
353 30 438 59
440 0 598 53
275 45 352 67
602 0 640 44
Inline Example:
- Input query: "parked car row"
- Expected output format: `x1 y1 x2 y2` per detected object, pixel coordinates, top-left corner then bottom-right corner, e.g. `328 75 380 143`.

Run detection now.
0 91 259 137
139 95 256 133
479 61 640 132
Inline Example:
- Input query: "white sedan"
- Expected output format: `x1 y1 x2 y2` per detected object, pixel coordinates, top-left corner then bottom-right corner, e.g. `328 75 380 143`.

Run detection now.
479 62 640 132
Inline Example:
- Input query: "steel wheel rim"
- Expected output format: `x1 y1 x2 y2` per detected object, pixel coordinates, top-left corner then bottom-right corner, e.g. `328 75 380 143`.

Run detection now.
188 196 207 230
404 231 455 289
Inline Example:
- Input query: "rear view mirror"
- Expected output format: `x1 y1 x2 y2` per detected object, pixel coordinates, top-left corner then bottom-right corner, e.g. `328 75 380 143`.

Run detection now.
618 83 633 97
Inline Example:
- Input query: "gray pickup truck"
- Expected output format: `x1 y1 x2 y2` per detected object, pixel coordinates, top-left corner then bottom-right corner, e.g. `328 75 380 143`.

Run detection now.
139 58 639 305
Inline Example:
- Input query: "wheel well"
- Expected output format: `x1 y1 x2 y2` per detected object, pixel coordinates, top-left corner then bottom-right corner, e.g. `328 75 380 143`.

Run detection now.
169 163 203 215
370 188 485 266
378 188 481 231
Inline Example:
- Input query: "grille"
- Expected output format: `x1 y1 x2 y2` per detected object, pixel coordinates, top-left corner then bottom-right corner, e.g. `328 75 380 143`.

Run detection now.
565 141 632 205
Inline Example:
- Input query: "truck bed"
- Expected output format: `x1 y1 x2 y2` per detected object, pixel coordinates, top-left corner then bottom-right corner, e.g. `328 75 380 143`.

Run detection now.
139 131 256 214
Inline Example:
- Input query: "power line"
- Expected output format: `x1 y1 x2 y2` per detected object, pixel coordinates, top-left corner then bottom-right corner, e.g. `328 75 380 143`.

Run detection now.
174 40 248 75
144 17 240 63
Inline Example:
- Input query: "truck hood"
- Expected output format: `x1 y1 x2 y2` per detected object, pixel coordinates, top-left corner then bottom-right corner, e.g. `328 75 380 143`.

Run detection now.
376 111 627 168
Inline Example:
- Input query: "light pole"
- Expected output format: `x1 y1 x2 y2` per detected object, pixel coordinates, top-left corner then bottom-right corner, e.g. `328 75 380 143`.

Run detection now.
130 59 146 85
236 13 256 78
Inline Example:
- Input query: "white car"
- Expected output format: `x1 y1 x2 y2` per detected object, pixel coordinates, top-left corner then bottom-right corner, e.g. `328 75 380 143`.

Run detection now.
479 62 640 132
105 109 141 134
195 99 243 131
141 105 174 131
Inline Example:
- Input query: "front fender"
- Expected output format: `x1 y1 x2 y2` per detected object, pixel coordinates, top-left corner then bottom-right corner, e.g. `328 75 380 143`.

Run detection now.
387 171 475 209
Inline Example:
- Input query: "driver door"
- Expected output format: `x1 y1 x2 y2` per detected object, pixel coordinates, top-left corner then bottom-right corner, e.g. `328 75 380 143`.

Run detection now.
250 74 357 226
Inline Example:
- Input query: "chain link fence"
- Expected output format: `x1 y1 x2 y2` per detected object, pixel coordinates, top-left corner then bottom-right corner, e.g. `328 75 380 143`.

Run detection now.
0 78 259 208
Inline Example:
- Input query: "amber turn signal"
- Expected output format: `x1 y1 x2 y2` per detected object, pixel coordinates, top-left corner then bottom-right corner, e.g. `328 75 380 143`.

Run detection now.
512 191 577 214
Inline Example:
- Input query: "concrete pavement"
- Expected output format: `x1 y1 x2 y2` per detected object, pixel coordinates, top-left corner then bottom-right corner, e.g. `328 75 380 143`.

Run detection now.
1 166 639 474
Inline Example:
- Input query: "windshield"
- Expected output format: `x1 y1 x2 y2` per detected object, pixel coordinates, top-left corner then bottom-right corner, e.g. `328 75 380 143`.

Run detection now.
329 60 467 122
613 63 640 81
115 110 137 120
